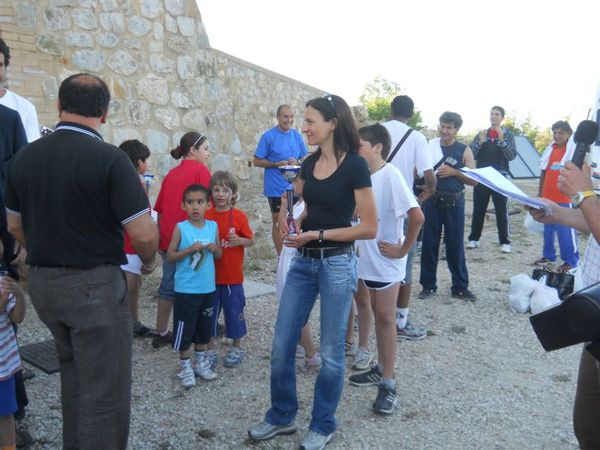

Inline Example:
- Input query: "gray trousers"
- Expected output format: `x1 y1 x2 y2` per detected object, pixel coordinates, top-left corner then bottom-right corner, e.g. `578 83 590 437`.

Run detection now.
574 348 600 449
29 265 131 450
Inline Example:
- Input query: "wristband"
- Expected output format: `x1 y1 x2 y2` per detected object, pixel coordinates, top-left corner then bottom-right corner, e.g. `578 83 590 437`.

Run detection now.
318 229 324 244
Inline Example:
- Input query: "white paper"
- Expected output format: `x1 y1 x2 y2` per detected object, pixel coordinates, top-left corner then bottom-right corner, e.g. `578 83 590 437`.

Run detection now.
460 166 549 211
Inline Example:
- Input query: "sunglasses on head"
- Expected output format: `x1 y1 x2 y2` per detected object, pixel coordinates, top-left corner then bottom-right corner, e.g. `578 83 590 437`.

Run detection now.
322 94 336 117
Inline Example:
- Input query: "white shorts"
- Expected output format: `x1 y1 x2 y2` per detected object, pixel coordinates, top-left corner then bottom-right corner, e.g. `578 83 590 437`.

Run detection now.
121 254 143 275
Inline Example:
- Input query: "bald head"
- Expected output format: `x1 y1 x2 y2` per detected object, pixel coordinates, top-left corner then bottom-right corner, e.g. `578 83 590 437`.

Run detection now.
58 73 110 118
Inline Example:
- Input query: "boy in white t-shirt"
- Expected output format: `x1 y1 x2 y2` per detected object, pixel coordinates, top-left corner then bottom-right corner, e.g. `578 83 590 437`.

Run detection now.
349 124 424 415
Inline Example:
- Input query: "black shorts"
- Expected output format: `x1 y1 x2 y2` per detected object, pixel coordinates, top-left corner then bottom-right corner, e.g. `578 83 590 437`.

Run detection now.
172 292 214 351
268 196 299 214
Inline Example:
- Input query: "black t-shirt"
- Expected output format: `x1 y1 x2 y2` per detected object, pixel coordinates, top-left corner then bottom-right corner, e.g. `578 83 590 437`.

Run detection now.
4 122 149 268
300 151 371 248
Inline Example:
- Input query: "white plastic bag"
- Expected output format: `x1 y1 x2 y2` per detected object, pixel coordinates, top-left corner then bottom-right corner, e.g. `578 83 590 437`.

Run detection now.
509 273 538 313
530 283 561 314
524 212 545 235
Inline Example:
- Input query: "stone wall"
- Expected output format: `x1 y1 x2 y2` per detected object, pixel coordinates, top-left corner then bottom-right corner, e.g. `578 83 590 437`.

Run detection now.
0 1 323 259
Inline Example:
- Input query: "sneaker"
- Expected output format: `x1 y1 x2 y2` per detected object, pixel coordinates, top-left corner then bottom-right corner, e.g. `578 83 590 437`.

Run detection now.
177 361 196 389
373 383 397 415
396 320 427 341
193 352 218 380
296 344 306 359
349 363 382 387
451 289 477 302
418 288 436 299
223 347 243 368
500 244 511 253
300 430 333 450
345 340 357 356
556 262 573 273
466 240 480 249
534 256 553 266
305 352 322 370
248 421 296 441
151 331 172 349
133 321 156 338
207 349 218 371
351 348 372 370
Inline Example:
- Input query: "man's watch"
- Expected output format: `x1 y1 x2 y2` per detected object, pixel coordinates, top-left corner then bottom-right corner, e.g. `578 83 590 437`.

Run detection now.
571 190 596 207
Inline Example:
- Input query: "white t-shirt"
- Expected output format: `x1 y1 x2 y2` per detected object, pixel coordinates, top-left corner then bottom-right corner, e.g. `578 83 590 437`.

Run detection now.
0 89 40 142
357 164 419 283
382 120 432 188
276 200 305 303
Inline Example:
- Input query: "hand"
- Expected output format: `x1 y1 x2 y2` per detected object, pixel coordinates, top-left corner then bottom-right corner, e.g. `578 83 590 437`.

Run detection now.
282 230 315 248
205 243 219 253
228 232 242 247
524 200 560 224
287 157 299 165
277 160 289 167
188 242 203 253
479 130 487 144
378 241 405 258
436 164 457 178
497 128 504 142
0 276 19 305
558 162 593 197
417 185 434 203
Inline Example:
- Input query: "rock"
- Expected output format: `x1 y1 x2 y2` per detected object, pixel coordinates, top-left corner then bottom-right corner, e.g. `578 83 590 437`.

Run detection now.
14 3 36 28
127 15 152 37
65 32 94 48
149 54 175 74
71 49 105 72
96 32 119 48
108 50 137 76
155 108 180 130
140 0 162 19
43 8 71 31
126 100 151 125
176 16 195 37
137 74 169 105
72 8 98 30
35 35 65 56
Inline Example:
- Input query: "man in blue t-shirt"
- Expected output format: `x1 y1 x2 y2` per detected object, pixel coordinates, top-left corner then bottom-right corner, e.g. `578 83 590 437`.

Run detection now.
253 104 308 255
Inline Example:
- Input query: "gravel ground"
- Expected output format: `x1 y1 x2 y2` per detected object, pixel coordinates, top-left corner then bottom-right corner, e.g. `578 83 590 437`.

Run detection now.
15 179 583 449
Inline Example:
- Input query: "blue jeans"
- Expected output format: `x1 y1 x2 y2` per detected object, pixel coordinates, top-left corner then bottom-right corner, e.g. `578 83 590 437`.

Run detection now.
265 251 357 435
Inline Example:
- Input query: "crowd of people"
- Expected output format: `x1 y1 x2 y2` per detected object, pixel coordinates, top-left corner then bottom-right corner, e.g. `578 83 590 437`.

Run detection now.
0 34 598 450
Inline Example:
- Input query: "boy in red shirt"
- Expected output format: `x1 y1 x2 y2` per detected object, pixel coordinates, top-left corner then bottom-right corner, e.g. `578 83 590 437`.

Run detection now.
536 120 579 272
205 171 254 367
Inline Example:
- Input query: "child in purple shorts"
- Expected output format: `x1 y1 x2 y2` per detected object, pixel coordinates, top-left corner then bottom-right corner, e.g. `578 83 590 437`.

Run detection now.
206 171 254 368
0 272 25 449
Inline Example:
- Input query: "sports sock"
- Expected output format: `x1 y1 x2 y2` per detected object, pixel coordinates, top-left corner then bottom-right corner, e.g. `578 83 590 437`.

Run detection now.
381 377 395 389
396 307 409 329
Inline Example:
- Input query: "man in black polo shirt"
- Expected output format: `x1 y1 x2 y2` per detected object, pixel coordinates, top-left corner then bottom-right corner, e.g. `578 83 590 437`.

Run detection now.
5 73 158 449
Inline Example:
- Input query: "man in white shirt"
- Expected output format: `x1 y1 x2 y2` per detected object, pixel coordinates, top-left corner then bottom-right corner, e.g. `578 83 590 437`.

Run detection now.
0 39 40 142
382 95 436 340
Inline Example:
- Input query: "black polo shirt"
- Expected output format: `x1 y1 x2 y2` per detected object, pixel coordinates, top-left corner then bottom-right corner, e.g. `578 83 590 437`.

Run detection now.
4 122 149 268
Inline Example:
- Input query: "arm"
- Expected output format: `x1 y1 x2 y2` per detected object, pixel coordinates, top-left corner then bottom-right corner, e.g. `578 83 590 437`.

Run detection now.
7 213 26 249
497 128 517 161
558 162 600 240
418 169 437 202
2 277 25 324
538 170 546 197
436 146 477 186
284 187 377 247
470 130 486 158
167 226 199 262
253 156 288 169
206 228 223 259
378 206 424 258
124 214 159 270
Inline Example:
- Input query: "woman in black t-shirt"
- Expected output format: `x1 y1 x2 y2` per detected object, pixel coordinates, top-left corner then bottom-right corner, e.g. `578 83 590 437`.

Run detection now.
249 95 377 447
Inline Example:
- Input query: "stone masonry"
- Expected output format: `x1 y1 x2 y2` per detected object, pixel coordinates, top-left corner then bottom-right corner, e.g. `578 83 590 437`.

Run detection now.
0 1 324 258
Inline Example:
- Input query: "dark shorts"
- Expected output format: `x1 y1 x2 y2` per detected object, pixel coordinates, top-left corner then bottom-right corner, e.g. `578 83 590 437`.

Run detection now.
158 251 176 301
362 279 395 290
172 292 214 351
211 284 247 340
0 375 18 416
267 196 299 214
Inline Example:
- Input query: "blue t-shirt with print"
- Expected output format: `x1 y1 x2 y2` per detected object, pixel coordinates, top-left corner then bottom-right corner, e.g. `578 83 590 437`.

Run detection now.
174 220 217 294
255 126 308 197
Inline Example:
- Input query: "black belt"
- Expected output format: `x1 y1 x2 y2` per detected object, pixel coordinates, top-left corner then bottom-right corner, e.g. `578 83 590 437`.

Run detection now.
298 245 353 259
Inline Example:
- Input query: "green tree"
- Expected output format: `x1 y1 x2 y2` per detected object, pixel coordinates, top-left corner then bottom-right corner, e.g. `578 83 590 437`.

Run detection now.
359 76 423 129
503 114 551 153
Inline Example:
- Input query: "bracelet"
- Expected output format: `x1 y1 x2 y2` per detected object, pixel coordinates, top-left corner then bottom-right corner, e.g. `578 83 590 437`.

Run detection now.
142 260 156 271
318 229 324 244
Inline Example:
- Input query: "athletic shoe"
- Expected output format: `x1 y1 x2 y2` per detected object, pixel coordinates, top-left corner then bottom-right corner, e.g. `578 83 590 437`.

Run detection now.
349 364 382 387
500 244 511 253
305 352 322 370
151 331 172 349
296 345 306 359
300 430 333 450
223 347 243 368
193 352 217 380
418 288 436 299
451 289 477 302
133 322 156 338
248 421 296 441
396 320 427 341
345 340 357 356
373 383 397 415
177 363 196 389
466 240 480 249
534 256 553 266
207 349 218 371
556 262 573 273
351 348 372 370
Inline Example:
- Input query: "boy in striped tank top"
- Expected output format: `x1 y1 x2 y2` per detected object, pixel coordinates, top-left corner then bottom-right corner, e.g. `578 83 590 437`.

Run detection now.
167 184 222 388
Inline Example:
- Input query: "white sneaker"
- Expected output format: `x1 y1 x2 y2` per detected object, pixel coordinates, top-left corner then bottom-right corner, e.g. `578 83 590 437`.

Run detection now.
466 240 479 249
352 347 372 370
500 244 511 253
305 352 322 370
344 340 357 356
193 352 218 381
177 361 196 389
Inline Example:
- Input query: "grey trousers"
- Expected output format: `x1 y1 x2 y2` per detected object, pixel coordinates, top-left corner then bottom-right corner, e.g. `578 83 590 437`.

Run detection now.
29 265 131 450
574 348 600 450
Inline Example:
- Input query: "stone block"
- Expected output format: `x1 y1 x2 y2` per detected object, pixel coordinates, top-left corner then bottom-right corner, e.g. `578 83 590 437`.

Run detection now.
182 109 205 129
165 0 186 16
108 50 137 76
79 0 98 8
166 35 186 53
123 37 142 49
65 32 94 48
176 16 194 37
148 40 163 53
155 108 180 130
210 153 232 173
137 74 169 105
146 129 170 152
149 54 175 74
96 32 119 48
71 49 105 72
165 14 177 34
230 135 242 155
99 0 117 11
50 0 77 6
112 127 142 146
141 0 162 19
177 55 194 79
153 21 164 41
99 12 125 33
128 15 152 37
125 100 150 124
15 3 36 28
73 8 98 30
35 35 65 56
170 86 193 108
43 8 70 31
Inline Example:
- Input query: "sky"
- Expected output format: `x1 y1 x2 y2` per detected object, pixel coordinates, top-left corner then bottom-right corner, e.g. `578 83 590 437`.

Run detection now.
197 0 600 134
